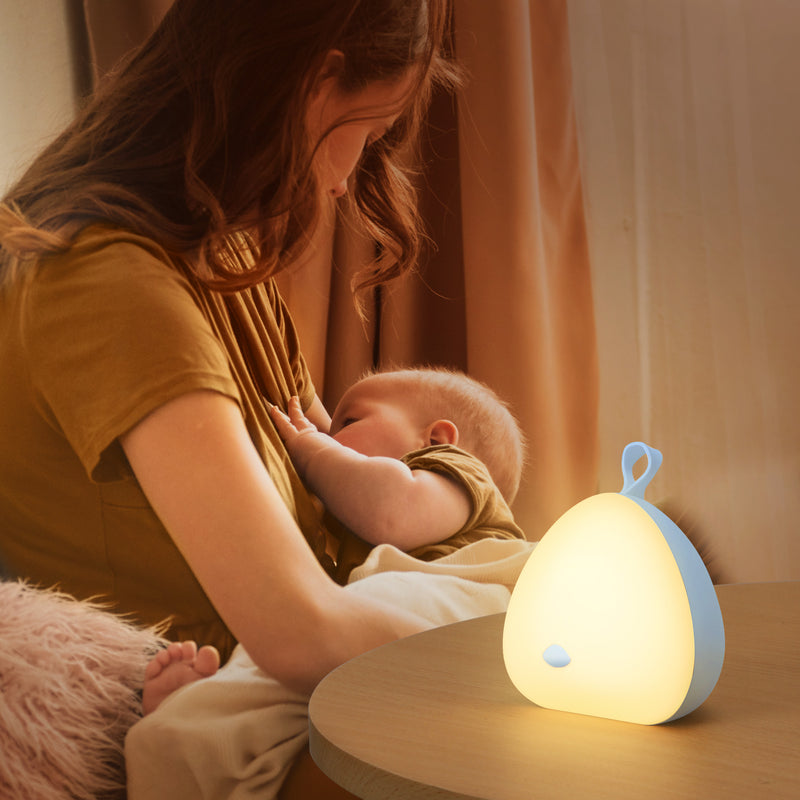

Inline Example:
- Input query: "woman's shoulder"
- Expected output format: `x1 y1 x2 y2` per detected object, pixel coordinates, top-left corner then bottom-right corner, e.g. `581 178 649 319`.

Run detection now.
19 224 213 357
44 224 175 275
28 224 196 306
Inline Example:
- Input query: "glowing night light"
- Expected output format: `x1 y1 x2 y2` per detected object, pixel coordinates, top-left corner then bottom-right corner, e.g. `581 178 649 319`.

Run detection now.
503 442 725 725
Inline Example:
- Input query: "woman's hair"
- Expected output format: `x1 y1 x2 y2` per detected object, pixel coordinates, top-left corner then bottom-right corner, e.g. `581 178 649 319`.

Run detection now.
0 0 459 296
367 366 527 504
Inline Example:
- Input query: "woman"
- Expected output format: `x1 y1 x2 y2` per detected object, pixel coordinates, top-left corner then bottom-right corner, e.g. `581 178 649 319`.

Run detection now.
0 0 458 694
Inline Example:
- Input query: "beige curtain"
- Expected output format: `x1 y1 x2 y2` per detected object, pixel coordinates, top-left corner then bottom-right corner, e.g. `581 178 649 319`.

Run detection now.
449 0 598 542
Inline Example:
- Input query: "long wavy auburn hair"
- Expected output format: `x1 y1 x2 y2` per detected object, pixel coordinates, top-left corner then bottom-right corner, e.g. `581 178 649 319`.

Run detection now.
0 0 460 298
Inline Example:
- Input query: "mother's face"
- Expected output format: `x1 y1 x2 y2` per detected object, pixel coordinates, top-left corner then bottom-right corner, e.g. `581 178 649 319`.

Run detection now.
305 67 415 198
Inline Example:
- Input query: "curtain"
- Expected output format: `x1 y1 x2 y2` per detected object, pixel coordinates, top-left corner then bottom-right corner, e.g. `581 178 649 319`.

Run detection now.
449 0 598 543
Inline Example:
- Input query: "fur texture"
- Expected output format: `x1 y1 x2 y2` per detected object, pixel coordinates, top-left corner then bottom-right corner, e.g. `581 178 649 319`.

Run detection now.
0 580 168 800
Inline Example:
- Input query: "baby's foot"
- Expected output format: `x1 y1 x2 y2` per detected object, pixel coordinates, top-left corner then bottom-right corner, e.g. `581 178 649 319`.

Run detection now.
142 640 220 715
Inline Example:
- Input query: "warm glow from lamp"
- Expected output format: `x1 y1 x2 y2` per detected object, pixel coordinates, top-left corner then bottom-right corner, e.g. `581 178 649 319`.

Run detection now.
503 442 725 725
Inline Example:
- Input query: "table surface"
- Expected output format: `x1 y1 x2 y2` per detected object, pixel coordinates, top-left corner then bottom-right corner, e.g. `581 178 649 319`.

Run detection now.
309 581 800 799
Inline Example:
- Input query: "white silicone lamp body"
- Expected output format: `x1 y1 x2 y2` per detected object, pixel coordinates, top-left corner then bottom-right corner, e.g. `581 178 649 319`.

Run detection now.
503 442 725 725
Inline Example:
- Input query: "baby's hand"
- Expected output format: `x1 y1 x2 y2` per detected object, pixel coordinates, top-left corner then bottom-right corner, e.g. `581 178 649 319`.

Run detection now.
270 396 318 442
269 397 331 477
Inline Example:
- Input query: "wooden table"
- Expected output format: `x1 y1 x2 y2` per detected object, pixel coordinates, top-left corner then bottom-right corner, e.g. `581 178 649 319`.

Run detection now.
309 582 800 799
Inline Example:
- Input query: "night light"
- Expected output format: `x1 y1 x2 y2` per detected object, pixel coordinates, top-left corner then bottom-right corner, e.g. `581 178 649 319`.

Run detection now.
503 442 725 725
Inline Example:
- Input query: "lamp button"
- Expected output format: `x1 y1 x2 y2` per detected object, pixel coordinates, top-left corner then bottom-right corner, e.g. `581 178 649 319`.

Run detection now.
543 644 571 668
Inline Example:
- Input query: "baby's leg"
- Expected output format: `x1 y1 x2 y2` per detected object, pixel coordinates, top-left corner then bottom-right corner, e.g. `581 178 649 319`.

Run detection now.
142 640 220 715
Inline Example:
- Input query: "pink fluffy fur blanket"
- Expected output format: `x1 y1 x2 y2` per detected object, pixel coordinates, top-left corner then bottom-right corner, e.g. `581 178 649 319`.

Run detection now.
0 580 167 800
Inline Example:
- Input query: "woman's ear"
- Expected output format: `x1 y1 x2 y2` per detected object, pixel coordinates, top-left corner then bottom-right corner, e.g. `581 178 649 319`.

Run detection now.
312 49 345 94
426 419 459 447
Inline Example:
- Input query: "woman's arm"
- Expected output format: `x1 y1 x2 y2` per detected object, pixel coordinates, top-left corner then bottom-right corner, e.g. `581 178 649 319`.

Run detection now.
120 390 428 694
270 399 471 550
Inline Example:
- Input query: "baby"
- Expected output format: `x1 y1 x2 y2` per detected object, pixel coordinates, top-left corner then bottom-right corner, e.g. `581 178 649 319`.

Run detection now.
270 366 526 581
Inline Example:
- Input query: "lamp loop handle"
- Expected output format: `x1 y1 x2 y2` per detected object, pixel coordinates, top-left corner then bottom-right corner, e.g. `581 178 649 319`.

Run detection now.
620 441 663 498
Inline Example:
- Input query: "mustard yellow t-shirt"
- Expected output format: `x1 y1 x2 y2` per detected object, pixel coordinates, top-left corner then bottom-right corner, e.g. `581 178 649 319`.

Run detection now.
0 227 322 660
331 444 526 584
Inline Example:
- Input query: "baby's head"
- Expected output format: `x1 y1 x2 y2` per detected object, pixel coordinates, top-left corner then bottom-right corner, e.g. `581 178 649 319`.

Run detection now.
330 367 526 504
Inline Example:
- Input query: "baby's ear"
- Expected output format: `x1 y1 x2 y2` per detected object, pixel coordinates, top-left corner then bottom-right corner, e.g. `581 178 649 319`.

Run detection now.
426 419 459 447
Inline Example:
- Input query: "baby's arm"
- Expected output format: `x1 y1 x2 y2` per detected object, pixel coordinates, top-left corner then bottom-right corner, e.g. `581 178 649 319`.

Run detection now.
270 399 471 551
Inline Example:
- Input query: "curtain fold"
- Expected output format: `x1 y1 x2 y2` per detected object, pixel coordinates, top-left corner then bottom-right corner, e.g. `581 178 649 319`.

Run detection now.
451 0 598 538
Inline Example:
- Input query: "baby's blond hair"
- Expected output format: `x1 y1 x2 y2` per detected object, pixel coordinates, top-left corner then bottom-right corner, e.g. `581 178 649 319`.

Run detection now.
364 366 526 504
